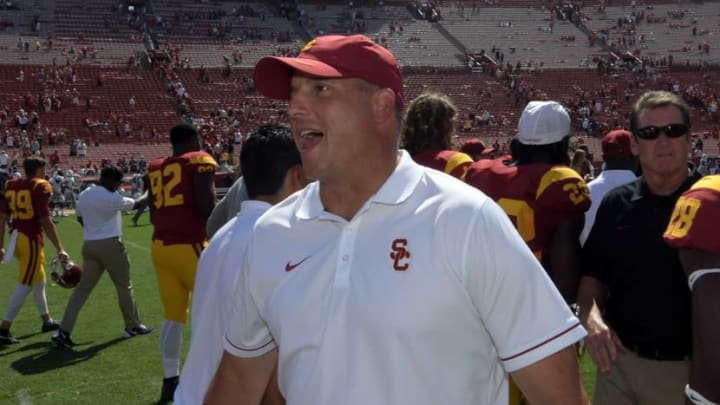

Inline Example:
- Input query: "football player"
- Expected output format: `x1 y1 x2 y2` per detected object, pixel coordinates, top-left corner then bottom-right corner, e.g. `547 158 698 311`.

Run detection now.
49 169 65 217
466 101 590 303
401 91 473 180
466 101 589 405
664 175 720 405
0 157 69 344
148 123 217 402
62 170 77 210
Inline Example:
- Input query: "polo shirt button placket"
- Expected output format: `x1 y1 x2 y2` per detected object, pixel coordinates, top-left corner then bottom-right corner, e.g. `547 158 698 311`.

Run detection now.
333 222 358 289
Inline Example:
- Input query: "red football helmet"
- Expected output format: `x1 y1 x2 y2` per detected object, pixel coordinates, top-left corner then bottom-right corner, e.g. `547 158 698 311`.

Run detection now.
50 257 82 289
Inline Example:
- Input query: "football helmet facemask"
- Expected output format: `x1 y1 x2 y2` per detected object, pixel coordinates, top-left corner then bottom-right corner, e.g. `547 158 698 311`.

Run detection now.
50 257 82 289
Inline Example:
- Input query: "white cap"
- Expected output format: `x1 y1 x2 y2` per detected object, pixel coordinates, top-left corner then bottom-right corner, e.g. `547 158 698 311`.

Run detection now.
517 101 570 145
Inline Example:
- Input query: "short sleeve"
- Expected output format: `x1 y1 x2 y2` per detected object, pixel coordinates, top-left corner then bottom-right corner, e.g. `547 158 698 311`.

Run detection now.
114 194 135 212
33 180 52 218
460 199 586 372
223 240 276 358
536 167 591 215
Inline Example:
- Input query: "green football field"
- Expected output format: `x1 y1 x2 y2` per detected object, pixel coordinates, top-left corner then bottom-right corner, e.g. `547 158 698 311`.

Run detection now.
0 213 597 404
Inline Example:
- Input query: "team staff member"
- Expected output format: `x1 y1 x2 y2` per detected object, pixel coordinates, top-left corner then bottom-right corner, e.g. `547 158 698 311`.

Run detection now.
466 100 591 303
51 165 153 349
663 175 720 404
0 157 67 344
578 129 638 246
578 90 699 405
206 34 588 405
401 91 474 180
148 123 217 402
176 124 306 405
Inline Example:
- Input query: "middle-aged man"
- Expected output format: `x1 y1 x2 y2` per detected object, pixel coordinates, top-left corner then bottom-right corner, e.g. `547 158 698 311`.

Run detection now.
205 34 588 405
578 129 638 246
52 165 153 349
578 90 701 405
663 174 720 405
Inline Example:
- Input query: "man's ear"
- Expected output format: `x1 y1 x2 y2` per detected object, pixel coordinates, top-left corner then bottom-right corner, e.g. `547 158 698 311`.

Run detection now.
371 88 396 123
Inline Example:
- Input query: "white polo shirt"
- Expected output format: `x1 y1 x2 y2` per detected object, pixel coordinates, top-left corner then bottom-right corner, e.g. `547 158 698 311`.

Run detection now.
579 169 637 246
175 200 271 405
225 151 586 405
76 184 134 241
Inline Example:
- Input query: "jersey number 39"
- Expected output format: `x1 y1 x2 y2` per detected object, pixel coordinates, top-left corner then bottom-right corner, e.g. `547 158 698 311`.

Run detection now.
5 190 35 220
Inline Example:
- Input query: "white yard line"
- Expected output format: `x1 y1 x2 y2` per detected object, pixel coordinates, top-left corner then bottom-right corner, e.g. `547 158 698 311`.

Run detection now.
16 388 32 405
124 239 150 253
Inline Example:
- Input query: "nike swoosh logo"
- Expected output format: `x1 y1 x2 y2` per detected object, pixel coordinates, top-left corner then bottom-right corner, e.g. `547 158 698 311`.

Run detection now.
285 256 310 272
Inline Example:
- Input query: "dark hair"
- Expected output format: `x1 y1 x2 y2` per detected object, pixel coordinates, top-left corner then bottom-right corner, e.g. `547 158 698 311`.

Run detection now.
23 157 46 177
241 123 301 199
100 164 124 182
170 123 199 145
515 136 571 166
400 91 457 156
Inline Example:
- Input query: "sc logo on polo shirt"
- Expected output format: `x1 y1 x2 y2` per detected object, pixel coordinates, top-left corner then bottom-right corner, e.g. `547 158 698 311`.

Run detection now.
390 238 411 271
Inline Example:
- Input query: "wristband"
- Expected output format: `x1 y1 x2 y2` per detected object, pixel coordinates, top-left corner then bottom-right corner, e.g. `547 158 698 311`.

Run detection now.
686 384 718 405
688 268 720 291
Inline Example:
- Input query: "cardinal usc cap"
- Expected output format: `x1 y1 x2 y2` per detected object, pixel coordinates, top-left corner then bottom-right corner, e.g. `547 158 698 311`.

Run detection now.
602 129 633 159
254 34 405 108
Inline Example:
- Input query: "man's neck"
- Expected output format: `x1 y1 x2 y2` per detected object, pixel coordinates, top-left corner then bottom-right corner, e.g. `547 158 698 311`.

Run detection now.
644 168 690 196
320 152 400 221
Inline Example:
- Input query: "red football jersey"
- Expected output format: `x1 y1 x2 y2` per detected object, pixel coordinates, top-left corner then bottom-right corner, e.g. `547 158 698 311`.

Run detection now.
412 149 473 180
148 150 217 244
1 178 52 243
465 161 590 268
664 175 720 255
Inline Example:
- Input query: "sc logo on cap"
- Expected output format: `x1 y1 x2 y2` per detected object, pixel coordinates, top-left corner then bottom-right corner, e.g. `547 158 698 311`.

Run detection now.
301 39 317 53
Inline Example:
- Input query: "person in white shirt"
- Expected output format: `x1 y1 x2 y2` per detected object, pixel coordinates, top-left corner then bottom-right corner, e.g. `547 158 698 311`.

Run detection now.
77 141 87 157
175 123 306 405
0 150 9 171
206 34 589 405
579 130 639 246
51 165 153 349
49 170 66 217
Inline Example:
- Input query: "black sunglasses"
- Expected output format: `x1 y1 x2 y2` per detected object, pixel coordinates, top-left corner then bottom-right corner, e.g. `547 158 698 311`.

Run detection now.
633 124 689 140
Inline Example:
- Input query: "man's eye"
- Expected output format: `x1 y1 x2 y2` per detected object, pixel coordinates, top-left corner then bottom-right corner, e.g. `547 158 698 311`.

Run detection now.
315 84 328 92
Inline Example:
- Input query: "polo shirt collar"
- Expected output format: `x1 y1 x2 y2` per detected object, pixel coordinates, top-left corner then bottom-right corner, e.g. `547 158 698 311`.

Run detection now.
295 150 423 220
631 165 700 201
238 199 272 215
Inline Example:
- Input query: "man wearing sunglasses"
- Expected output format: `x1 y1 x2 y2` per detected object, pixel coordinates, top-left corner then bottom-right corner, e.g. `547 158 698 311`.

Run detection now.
578 90 702 405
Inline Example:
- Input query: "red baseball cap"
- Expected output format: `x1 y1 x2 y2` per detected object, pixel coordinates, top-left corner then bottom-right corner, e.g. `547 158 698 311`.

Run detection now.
602 129 633 159
459 138 488 155
254 34 405 108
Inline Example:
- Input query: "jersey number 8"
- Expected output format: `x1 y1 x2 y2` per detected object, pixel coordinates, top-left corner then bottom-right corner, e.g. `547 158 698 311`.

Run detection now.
665 195 701 239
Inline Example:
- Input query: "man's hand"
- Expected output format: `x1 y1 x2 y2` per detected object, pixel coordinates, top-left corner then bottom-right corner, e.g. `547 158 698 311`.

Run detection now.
57 250 69 262
0 247 5 263
582 309 625 373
